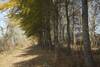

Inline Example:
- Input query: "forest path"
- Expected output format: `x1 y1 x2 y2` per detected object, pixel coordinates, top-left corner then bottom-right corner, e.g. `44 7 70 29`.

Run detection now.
0 44 39 67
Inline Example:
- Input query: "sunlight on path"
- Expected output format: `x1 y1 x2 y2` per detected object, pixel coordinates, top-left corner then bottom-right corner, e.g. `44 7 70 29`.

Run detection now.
0 45 39 67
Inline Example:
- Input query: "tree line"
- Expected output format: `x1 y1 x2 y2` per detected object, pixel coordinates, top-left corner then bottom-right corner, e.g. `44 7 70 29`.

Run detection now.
10 0 100 67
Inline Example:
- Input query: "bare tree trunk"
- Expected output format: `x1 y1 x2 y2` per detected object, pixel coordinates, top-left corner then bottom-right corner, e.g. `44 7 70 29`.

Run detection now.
65 0 71 55
82 0 95 67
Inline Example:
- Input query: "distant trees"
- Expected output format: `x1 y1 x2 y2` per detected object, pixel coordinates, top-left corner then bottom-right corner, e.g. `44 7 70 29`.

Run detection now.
0 10 30 52
0 22 16 51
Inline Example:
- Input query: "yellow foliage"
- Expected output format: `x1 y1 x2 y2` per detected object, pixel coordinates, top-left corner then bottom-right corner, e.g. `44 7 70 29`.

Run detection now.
0 0 18 10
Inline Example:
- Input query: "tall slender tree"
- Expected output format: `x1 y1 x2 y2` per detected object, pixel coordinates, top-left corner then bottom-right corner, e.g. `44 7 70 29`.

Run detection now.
82 0 95 67
65 0 71 54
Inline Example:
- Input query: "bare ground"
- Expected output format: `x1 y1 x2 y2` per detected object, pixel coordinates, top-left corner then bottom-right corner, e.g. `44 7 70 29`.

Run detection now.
0 44 55 67
0 44 100 67
0 45 39 67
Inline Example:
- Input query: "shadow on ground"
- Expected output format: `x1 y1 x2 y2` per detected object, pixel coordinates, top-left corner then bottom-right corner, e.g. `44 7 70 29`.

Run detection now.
13 45 100 67
13 46 56 67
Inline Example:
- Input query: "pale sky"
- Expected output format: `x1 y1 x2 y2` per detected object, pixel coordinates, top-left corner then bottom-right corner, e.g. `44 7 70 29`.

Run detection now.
0 9 9 27
0 0 10 4
0 5 11 37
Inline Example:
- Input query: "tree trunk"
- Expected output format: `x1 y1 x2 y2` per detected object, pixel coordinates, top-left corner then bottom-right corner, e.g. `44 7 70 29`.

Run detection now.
82 0 95 67
65 0 71 55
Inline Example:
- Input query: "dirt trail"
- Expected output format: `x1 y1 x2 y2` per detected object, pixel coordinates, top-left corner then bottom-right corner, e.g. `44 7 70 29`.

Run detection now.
0 45 39 67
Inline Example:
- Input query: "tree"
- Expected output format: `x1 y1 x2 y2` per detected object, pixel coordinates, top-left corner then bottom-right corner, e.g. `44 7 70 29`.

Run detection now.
11 0 54 48
82 0 95 67
65 0 71 55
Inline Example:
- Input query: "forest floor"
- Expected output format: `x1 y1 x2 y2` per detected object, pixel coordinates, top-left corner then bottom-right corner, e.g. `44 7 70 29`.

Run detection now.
0 44 39 67
0 44 56 67
0 44 100 67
